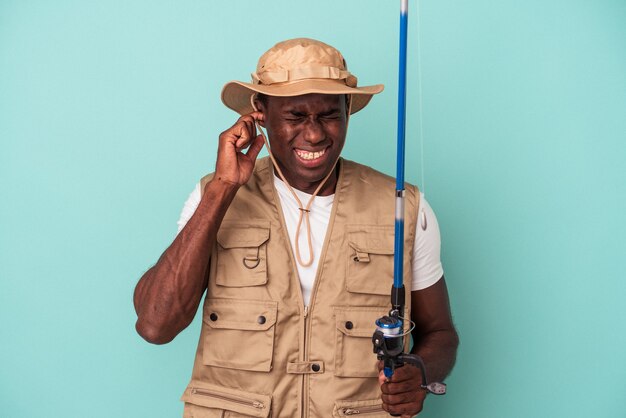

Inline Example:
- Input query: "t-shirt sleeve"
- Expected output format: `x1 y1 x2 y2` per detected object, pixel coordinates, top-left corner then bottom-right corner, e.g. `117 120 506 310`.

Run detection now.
176 183 202 235
411 194 444 291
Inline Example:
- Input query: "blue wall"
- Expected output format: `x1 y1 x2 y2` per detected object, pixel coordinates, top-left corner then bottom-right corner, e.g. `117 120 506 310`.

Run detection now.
1 1 625 417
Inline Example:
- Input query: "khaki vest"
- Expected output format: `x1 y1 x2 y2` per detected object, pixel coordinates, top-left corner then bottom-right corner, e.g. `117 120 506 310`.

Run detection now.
181 157 419 418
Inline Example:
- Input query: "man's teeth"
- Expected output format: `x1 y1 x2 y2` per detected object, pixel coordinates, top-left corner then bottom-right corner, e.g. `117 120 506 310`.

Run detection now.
296 149 326 160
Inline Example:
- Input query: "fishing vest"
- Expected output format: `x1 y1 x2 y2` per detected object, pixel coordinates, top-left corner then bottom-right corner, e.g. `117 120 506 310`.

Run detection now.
181 157 419 418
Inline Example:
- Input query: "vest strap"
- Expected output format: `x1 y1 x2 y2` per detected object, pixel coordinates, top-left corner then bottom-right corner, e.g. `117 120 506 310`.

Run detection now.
286 361 325 374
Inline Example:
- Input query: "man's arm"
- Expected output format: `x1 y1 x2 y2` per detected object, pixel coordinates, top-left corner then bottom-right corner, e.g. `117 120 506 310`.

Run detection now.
379 276 459 416
410 276 459 381
133 113 265 344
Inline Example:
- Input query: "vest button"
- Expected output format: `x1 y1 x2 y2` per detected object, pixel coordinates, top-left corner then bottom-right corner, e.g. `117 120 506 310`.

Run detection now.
210 313 218 321
311 363 321 372
257 315 266 325
345 321 354 330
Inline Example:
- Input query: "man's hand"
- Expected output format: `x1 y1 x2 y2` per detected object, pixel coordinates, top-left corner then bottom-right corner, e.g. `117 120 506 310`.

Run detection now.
215 112 266 187
378 361 427 417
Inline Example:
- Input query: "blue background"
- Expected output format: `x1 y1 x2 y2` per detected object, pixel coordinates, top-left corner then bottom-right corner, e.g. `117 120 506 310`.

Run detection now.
1 1 625 417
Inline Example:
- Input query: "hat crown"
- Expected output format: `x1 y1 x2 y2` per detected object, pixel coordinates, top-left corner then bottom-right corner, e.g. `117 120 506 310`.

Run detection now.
221 38 383 116
252 38 355 87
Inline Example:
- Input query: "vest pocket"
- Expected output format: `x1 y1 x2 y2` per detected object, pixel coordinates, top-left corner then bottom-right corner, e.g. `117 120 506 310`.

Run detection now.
333 398 388 417
181 380 272 418
334 306 388 378
216 222 270 287
346 226 395 296
203 298 278 372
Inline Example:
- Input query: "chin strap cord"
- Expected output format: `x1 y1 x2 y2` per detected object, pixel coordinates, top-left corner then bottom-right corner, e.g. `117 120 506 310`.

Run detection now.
250 95 353 267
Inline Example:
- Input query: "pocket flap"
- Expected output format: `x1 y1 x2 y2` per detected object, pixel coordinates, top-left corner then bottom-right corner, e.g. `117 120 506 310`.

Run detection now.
346 225 395 296
181 380 272 418
347 225 394 255
334 306 388 338
217 223 270 249
204 299 277 332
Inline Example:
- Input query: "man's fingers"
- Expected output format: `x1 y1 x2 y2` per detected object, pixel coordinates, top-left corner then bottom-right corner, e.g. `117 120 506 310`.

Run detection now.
233 122 255 150
247 111 264 123
383 364 421 383
381 390 423 405
380 379 419 395
245 134 265 161
383 401 421 416
237 112 264 131
382 402 424 417
233 113 263 150
214 111 266 186
381 388 427 417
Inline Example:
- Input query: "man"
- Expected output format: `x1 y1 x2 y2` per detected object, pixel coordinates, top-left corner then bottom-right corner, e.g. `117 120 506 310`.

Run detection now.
134 38 458 417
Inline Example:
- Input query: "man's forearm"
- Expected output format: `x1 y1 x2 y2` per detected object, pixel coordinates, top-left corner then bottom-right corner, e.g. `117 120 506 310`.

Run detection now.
409 278 459 383
412 329 459 383
133 178 239 344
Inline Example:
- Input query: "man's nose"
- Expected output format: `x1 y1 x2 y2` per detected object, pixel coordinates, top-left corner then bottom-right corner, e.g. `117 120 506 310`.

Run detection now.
302 118 325 144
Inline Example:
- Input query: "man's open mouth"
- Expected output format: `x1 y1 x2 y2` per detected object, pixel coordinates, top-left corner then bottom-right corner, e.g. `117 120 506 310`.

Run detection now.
295 148 327 161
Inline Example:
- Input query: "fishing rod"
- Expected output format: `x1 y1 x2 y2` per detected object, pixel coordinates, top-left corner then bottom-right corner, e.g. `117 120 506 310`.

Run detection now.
371 0 446 397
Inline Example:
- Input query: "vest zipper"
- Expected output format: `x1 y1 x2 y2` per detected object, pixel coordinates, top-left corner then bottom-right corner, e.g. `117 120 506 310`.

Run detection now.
267 161 310 417
267 160 344 418
301 162 344 418
302 303 309 418
339 405 385 416
190 387 265 410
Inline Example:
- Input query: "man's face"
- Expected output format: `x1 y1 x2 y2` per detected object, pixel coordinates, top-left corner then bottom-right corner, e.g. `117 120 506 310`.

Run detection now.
256 93 348 196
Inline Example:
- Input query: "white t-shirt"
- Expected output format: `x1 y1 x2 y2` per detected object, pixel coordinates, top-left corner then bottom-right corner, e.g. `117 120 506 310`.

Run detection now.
177 177 444 305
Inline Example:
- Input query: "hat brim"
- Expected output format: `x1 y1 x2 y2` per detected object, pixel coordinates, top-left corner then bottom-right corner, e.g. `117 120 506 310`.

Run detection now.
221 79 384 116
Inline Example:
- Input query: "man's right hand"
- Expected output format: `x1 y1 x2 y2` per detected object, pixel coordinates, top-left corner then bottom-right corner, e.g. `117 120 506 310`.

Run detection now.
215 112 266 187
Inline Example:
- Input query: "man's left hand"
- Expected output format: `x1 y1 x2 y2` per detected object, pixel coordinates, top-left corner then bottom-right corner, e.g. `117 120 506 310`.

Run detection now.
378 361 426 417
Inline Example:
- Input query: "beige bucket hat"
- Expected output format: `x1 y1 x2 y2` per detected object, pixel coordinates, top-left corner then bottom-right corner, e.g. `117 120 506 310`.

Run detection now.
221 38 384 115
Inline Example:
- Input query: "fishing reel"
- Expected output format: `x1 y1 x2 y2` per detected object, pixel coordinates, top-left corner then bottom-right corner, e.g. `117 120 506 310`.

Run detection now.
372 309 447 396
